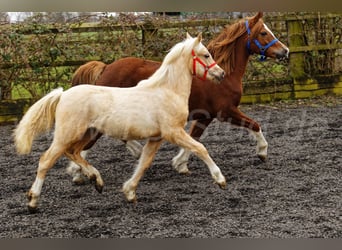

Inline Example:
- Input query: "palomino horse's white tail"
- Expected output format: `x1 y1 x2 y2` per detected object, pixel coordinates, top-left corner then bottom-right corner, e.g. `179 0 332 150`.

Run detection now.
14 88 63 155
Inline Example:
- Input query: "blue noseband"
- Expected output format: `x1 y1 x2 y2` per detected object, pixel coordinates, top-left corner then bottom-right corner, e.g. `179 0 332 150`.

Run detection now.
245 20 278 61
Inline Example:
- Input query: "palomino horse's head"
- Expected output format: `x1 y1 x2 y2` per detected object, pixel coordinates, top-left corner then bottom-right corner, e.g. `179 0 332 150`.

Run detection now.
245 12 289 61
188 33 225 83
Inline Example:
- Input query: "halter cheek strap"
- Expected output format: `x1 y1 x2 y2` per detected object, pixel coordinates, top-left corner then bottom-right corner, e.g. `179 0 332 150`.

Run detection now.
245 20 278 61
192 50 217 81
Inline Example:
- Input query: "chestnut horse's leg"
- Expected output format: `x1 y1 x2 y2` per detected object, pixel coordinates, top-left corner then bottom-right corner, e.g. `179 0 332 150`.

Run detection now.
172 108 268 174
122 138 163 202
125 140 144 158
227 107 268 161
172 119 213 174
168 128 226 188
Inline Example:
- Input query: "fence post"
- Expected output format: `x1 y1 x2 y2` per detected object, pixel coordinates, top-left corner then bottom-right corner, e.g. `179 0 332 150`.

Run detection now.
287 18 306 80
141 23 158 56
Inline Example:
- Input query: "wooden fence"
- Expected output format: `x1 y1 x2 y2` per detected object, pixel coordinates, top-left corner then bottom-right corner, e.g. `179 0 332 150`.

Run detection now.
1 13 342 124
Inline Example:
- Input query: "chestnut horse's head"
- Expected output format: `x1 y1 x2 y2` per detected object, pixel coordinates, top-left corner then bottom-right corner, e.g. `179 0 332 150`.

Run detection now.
246 12 289 61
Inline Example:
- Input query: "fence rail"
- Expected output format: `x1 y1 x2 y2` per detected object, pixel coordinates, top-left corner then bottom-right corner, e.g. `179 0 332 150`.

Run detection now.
1 12 342 124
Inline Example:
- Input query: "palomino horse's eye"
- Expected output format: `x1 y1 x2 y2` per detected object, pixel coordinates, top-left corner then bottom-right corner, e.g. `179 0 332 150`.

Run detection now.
204 54 210 59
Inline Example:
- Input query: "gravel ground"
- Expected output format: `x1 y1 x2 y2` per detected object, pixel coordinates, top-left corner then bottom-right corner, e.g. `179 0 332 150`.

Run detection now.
0 96 341 238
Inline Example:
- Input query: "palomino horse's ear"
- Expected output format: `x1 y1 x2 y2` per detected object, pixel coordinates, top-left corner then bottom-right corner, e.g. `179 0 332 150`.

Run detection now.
249 12 263 26
186 32 192 39
196 32 202 43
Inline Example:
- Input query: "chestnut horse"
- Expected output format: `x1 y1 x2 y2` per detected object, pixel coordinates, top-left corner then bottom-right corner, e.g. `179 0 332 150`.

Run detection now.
14 33 225 211
68 12 289 183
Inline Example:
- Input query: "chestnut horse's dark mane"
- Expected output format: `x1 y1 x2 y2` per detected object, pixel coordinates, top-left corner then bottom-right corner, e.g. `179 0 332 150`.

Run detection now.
207 17 261 75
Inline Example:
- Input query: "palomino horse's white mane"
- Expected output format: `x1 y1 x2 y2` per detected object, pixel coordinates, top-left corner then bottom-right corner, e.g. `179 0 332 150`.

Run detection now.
137 35 198 88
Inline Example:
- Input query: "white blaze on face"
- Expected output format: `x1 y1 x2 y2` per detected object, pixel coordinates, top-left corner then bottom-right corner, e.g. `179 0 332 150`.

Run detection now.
263 23 289 55
263 23 277 38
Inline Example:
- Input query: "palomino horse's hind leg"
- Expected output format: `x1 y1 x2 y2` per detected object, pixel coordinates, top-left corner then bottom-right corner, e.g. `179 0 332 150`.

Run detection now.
27 144 65 212
122 138 163 202
66 130 103 185
67 140 143 185
66 150 89 185
65 151 104 193
65 142 104 193
169 129 226 189
172 119 213 174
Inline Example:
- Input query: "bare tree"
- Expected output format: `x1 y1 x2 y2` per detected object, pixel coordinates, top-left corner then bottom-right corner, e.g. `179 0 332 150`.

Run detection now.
0 12 10 24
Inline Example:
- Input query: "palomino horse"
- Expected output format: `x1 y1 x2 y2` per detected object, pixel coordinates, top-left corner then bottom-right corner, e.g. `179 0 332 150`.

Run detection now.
14 33 226 212
68 12 289 183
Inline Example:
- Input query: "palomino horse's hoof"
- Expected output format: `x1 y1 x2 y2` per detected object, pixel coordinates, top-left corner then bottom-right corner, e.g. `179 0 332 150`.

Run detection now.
123 190 137 203
95 183 103 193
215 180 227 189
88 174 103 193
258 154 267 162
126 195 137 204
27 192 39 213
72 176 87 185
27 205 39 214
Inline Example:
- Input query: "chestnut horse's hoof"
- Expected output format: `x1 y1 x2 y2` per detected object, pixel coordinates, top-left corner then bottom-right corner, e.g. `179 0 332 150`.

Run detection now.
172 160 190 174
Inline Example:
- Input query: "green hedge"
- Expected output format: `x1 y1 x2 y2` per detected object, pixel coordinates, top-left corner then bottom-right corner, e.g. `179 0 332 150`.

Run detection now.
0 13 290 101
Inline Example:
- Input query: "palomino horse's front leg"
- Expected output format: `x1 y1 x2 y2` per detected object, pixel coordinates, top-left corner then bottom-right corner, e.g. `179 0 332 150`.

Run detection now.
172 119 213 174
169 129 226 189
122 138 163 202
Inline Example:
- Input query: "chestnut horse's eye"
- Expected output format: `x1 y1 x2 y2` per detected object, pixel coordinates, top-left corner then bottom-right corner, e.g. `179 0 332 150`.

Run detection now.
260 31 267 36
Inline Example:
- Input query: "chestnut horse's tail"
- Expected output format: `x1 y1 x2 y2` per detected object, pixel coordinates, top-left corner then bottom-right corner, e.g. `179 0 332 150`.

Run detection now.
14 88 63 155
72 61 107 86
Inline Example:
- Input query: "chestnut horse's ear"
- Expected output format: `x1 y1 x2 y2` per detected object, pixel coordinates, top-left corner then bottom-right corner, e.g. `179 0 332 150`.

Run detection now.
249 12 263 26
256 12 263 18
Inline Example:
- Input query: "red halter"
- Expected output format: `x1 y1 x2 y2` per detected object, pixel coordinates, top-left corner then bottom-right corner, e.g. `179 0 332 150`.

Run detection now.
192 50 217 81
